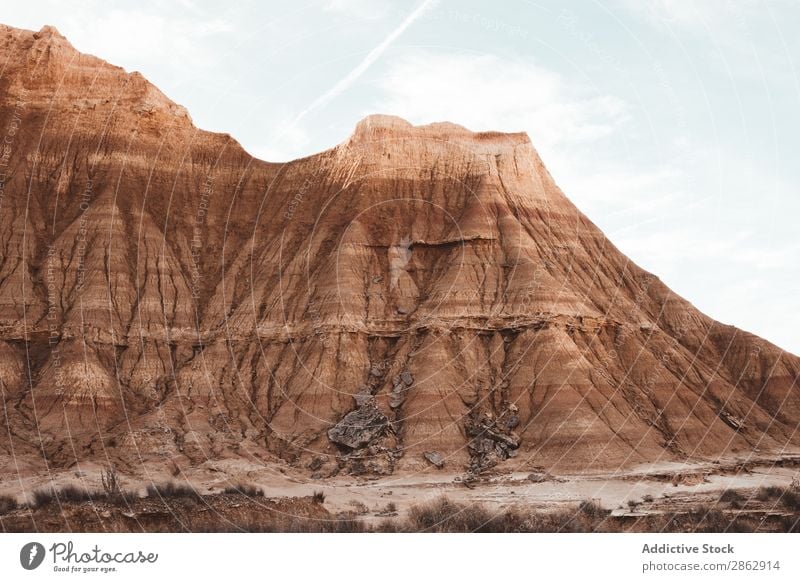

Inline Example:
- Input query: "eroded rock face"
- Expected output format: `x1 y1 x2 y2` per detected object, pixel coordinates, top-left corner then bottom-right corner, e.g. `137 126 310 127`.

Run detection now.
327 404 389 449
423 451 445 469
0 24 799 479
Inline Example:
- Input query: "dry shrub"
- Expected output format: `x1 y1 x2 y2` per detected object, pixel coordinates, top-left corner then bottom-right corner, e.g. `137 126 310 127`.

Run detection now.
222 484 264 497
101 466 121 498
407 496 494 532
373 518 401 532
0 494 18 514
755 486 800 510
578 499 607 520
146 481 200 499
33 485 103 507
403 497 611 533
720 489 745 503
348 500 369 515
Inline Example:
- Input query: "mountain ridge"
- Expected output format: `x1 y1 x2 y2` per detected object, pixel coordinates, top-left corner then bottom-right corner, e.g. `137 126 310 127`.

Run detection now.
0 24 797 482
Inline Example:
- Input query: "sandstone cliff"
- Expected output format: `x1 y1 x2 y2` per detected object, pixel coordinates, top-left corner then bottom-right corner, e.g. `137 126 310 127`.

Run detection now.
0 24 798 479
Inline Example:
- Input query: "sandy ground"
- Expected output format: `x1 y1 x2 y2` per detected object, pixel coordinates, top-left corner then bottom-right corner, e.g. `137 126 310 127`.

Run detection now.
247 463 800 520
3 456 798 522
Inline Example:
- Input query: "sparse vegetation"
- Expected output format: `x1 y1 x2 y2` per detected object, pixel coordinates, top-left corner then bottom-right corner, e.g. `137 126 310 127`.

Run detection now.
677 506 757 532
578 499 607 520
222 484 264 497
0 494 18 514
32 485 103 508
348 500 369 515
373 518 401 532
25 478 138 510
326 515 367 533
146 481 200 499
402 496 614 532
756 485 784 501
101 466 121 497
755 486 800 510
720 489 745 504
3 483 799 533
642 494 654 503
407 496 495 532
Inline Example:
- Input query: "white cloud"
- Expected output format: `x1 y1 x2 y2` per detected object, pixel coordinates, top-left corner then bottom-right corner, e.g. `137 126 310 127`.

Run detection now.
252 123 312 162
3 1 233 71
61 8 233 69
373 51 629 153
615 0 759 28
372 50 655 218
371 48 798 354
293 0 436 125
323 0 392 20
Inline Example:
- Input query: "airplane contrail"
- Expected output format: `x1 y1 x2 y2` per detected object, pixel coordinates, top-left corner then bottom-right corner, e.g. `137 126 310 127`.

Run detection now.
291 0 436 125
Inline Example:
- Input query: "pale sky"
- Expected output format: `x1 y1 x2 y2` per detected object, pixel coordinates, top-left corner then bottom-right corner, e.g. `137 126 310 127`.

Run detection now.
3 0 799 354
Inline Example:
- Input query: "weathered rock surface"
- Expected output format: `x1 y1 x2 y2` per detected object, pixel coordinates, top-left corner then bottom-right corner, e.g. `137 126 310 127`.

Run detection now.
0 24 798 479
423 451 445 469
327 404 389 449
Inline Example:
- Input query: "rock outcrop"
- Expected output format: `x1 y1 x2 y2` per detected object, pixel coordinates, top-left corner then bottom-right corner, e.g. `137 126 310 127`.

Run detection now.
327 404 390 450
0 24 798 479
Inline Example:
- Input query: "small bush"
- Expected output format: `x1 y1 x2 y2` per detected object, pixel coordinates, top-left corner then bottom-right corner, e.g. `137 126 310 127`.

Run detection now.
756 486 784 501
312 490 325 504
32 485 102 507
780 515 800 533
0 494 18 514
374 518 400 532
783 490 800 511
99 467 137 506
384 501 397 513
113 491 140 505
222 484 264 497
688 506 756 533
578 500 607 520
329 515 367 533
720 489 745 503
101 466 121 498
642 494 654 503
407 497 494 532
31 488 54 508
754 486 800 510
146 482 200 499
348 500 369 515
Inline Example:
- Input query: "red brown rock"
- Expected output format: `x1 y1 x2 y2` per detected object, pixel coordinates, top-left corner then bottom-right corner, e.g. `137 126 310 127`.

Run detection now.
0 24 798 479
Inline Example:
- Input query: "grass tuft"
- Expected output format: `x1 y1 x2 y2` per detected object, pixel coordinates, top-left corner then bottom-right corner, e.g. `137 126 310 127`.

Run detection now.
222 484 264 497
146 481 200 499
0 494 18 514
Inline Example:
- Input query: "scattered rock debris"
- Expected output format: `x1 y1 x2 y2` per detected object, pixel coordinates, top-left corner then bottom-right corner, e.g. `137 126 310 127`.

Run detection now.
327 404 389 449
389 369 414 409
423 451 445 468
465 410 520 476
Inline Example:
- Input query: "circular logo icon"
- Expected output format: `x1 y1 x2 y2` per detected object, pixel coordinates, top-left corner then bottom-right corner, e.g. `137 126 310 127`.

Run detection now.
20 542 46 570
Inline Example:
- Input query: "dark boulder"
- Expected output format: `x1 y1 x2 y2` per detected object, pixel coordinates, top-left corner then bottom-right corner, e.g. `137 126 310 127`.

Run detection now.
328 404 389 449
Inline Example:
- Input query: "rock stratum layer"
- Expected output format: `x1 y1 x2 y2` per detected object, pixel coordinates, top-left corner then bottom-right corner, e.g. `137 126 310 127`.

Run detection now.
0 24 798 479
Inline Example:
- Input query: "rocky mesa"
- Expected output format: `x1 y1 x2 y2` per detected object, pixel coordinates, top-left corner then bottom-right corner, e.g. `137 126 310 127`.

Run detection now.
0 24 798 482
